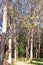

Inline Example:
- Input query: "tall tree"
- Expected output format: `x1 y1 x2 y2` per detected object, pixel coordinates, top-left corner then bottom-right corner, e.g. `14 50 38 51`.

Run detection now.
0 0 7 65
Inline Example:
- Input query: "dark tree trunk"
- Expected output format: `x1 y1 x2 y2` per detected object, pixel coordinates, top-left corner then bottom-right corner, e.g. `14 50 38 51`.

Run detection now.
0 33 6 65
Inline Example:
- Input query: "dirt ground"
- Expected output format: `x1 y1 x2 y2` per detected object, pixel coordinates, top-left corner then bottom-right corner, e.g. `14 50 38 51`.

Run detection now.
14 61 31 65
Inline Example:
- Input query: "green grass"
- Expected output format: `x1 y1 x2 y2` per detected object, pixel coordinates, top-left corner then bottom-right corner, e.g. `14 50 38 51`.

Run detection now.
31 62 43 65
11 63 15 65
30 59 43 65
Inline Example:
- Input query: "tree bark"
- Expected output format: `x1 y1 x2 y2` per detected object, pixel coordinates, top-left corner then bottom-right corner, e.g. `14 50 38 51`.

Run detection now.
8 37 12 64
14 37 17 61
26 38 29 59
0 0 7 65
30 29 34 61
26 45 28 59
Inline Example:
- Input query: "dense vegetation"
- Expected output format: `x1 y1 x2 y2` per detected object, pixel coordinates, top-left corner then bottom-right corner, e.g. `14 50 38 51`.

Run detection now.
0 0 43 65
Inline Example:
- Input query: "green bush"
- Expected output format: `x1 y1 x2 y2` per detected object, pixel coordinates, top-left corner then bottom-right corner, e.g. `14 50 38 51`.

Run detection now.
18 34 28 57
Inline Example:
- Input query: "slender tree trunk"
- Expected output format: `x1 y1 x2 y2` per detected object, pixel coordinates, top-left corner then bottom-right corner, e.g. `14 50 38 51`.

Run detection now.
16 41 18 60
30 29 34 61
2 1 7 33
14 37 17 61
0 0 7 65
26 45 28 59
38 44 40 58
8 36 12 64
26 39 29 59
36 48 37 58
13 21 17 61
39 34 41 58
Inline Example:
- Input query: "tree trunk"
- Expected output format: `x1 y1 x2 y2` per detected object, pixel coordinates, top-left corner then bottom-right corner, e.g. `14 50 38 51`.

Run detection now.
26 45 28 59
30 29 34 61
14 37 17 61
16 42 18 59
26 39 29 59
0 0 7 65
8 37 12 64
36 48 37 58
38 44 40 58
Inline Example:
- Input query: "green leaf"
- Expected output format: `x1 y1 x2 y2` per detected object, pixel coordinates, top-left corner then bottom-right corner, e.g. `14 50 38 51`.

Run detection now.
34 22 38 27
21 22 27 28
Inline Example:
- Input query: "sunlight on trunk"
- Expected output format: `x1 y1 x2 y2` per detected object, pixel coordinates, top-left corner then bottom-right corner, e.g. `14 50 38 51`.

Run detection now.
30 29 34 61
8 38 12 64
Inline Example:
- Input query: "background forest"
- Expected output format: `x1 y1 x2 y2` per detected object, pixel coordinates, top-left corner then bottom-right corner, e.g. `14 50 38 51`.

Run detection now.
0 0 43 65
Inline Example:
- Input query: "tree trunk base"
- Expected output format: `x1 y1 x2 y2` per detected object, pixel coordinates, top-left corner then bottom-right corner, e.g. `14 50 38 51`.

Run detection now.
8 63 11 65
29 58 33 63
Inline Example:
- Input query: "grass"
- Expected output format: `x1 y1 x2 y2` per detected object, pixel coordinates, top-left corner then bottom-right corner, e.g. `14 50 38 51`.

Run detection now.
11 63 15 65
29 59 43 65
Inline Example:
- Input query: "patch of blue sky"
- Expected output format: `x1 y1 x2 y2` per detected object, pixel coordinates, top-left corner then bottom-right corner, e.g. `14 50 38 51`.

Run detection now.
12 0 16 6
0 16 2 29
19 0 31 16
0 8 2 13
0 2 2 7
21 9 28 16
21 4 30 16
0 0 2 14
12 0 16 3
0 26 2 29
0 0 2 3
22 3 29 10
25 0 29 3
15 3 19 11
21 10 28 16
0 0 2 7
0 3 2 7
19 0 25 5
0 22 2 27
0 26 2 34
14 0 31 16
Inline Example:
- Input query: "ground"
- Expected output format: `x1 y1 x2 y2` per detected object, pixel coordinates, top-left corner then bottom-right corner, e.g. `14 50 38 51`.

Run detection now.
3 58 43 65
14 61 29 65
13 59 43 65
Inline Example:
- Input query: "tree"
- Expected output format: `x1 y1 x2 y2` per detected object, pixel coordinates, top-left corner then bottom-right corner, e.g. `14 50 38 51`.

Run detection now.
0 0 7 65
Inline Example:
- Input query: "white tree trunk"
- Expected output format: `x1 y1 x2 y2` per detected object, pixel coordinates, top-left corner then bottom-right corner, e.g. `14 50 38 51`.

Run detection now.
14 37 16 61
2 3 7 33
36 48 37 58
8 38 12 64
15 47 16 61
0 1 7 65
30 29 34 61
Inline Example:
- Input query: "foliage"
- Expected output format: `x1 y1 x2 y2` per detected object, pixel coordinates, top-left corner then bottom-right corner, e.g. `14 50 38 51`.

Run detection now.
18 34 28 57
18 43 26 57
21 22 28 28
18 34 28 43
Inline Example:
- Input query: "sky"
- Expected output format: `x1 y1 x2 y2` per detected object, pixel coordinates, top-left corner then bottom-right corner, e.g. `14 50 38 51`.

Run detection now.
0 16 2 34
14 0 31 16
0 0 2 34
